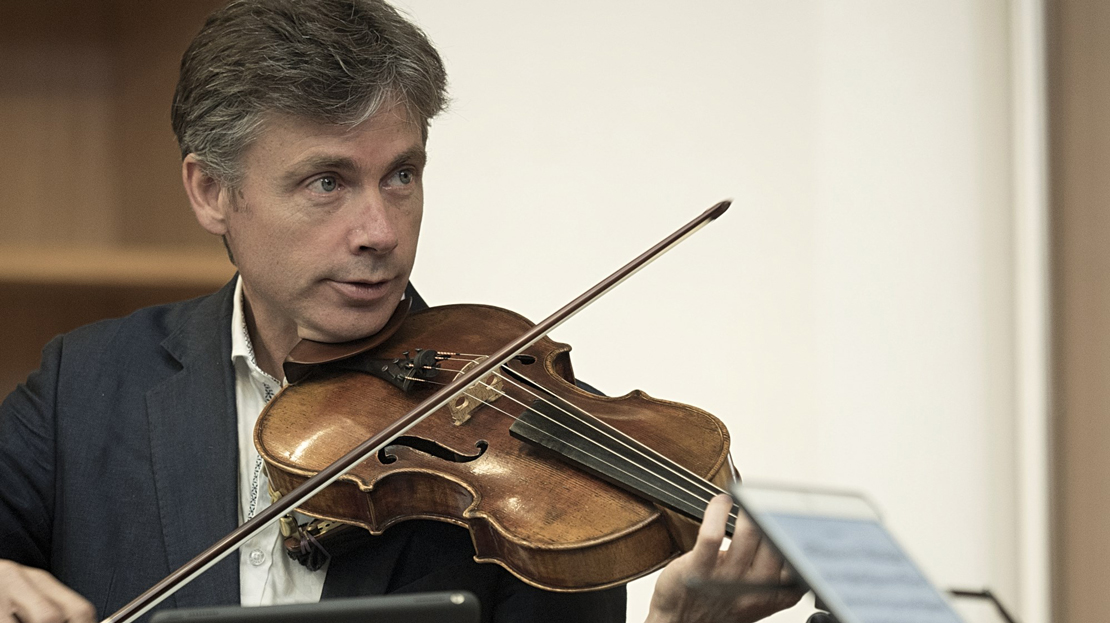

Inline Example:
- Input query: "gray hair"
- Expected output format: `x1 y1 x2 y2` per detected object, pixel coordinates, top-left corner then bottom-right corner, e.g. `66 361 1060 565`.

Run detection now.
171 0 448 188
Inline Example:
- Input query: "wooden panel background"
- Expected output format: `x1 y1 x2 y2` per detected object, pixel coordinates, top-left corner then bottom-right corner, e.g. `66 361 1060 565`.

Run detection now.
0 0 229 398
1050 0 1110 621
0 0 223 248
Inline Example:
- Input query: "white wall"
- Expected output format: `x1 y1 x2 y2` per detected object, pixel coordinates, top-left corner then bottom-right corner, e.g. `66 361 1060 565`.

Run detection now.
397 2 1044 622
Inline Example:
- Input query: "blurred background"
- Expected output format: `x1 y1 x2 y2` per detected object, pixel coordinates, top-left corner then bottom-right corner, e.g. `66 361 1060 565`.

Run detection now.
2 1 1106 622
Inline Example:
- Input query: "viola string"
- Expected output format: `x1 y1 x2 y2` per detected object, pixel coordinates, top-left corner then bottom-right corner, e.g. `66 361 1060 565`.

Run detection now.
483 370 735 523
412 355 735 522
404 376 521 422
404 363 740 529
412 363 731 515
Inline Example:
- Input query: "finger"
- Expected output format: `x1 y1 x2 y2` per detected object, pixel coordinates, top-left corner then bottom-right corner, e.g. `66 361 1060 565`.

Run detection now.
737 536 805 615
746 534 785 581
779 562 794 585
8 576 65 623
25 568 97 623
0 563 96 623
11 597 64 623
51 596 96 623
0 561 53 623
774 584 807 610
720 510 762 577
688 494 732 574
774 563 807 610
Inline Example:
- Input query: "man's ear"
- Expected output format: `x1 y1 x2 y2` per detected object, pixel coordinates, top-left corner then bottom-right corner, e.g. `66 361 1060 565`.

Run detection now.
182 154 230 236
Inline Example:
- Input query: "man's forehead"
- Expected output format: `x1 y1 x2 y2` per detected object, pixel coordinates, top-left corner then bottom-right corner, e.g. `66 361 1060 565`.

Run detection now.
257 106 422 146
244 108 426 176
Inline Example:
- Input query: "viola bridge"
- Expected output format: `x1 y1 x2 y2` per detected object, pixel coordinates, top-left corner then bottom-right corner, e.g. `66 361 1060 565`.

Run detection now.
449 355 504 425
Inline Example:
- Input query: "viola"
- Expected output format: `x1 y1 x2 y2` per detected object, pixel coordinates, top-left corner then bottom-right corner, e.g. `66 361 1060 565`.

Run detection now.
257 302 737 591
104 200 734 623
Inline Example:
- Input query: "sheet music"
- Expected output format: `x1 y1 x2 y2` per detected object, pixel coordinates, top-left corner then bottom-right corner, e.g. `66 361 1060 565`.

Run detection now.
767 513 963 623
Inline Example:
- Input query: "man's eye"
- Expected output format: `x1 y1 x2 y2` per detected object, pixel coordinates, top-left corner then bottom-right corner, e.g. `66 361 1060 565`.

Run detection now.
388 169 415 187
311 176 339 192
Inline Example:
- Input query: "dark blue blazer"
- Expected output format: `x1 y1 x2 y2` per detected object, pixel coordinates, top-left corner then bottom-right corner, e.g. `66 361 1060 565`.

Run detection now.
0 279 624 622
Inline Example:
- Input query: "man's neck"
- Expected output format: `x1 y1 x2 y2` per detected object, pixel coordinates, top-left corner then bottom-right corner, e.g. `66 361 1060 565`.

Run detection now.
241 294 297 381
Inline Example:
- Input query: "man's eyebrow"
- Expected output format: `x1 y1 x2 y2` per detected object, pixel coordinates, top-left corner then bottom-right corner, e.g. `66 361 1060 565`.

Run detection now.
387 147 428 172
283 155 361 183
282 147 427 184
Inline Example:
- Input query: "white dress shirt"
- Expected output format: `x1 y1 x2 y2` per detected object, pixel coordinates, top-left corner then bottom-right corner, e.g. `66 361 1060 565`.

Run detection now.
231 277 327 606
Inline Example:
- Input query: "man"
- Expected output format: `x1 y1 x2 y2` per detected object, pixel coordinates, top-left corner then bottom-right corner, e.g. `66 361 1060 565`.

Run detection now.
0 1 801 621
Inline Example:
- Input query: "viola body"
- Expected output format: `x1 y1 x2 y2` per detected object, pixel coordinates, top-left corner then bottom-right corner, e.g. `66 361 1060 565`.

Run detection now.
256 304 734 591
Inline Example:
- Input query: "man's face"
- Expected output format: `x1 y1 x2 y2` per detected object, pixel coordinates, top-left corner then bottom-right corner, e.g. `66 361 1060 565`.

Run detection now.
218 106 425 344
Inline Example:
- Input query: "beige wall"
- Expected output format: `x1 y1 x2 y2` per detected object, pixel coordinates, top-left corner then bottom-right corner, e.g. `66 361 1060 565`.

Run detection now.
398 1 1044 621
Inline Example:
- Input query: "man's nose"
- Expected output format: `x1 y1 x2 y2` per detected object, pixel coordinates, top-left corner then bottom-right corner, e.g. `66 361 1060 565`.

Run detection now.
347 192 399 254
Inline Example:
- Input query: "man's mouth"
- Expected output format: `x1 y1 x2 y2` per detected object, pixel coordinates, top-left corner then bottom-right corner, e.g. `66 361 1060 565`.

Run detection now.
326 278 394 303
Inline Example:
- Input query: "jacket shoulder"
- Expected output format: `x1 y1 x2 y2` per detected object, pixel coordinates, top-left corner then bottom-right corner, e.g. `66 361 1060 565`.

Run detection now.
62 293 210 352
61 282 233 361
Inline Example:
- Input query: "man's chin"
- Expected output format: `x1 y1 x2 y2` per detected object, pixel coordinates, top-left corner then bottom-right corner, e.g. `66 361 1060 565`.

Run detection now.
298 307 401 344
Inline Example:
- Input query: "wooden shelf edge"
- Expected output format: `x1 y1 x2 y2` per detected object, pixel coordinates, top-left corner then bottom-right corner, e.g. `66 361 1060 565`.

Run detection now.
0 246 236 288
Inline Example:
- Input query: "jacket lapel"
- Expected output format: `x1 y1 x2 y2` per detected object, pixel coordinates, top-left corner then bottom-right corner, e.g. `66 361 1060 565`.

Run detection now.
146 279 240 608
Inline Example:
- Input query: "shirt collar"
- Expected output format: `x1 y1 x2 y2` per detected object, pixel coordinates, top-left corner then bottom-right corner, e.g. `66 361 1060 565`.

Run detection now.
231 275 271 379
